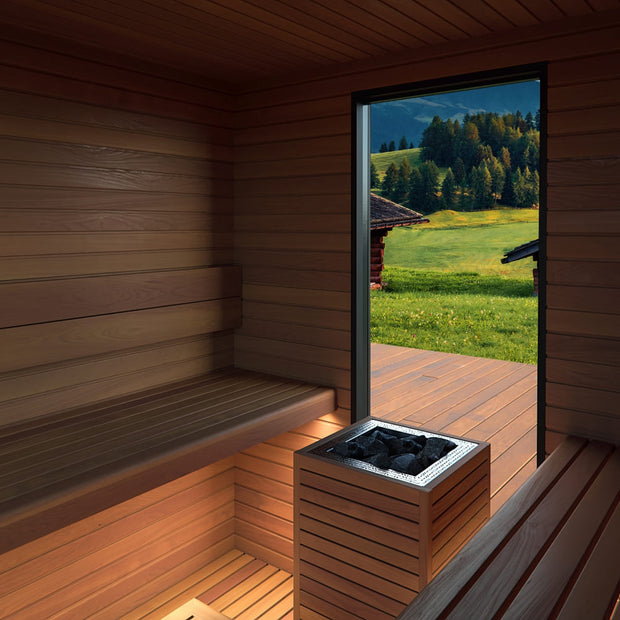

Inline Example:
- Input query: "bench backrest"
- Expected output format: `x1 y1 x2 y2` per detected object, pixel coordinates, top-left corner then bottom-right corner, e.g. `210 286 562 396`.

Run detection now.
0 265 241 427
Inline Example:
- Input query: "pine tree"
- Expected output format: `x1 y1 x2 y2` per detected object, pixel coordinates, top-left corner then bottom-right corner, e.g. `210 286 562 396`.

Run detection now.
458 188 473 212
379 142 388 153
502 168 515 206
500 146 511 171
487 157 505 203
525 111 535 130
512 168 526 207
370 161 379 189
471 163 493 210
381 162 399 199
453 157 466 186
388 140 396 152
408 167 423 212
410 161 439 214
392 158 411 204
441 168 457 209
399 135 409 150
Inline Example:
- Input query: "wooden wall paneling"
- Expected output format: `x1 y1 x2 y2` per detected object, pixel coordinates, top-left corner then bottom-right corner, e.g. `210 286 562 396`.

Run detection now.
546 333 620 366
0 335 234 426
234 98 352 411
234 412 347 574
0 39 235 425
0 250 233 282
0 266 240 328
548 104 620 135
243 265 351 292
0 185 232 213
546 359 620 393
1 300 241 374
0 113 231 159
235 95 350 130
547 284 620 314
547 185 620 210
0 135 231 177
546 211 620 235
0 33 233 118
0 459 236 619
0 231 231 256
546 42 620 445
243 284 350 311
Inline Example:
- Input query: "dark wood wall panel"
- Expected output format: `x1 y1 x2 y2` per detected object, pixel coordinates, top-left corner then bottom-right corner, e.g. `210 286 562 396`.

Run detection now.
236 13 620 444
0 458 236 619
546 47 620 447
0 38 235 426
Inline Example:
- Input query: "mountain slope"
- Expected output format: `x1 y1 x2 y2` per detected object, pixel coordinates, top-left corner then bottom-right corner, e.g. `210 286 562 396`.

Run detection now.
371 80 540 152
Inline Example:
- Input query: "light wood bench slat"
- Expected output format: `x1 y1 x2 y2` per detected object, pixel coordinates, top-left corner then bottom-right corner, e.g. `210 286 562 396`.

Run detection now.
0 368 335 555
442 441 612 619
503 447 620 619
398 437 619 620
555 481 620 620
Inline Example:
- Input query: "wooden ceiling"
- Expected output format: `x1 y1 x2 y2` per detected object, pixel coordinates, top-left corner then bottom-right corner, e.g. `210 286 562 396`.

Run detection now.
1 0 619 87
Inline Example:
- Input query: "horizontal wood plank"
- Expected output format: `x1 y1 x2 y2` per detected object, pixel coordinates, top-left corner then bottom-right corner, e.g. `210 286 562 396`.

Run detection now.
0 266 240 328
1 299 242 373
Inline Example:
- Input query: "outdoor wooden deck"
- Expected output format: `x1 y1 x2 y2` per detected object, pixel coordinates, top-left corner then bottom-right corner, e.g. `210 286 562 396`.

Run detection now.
371 343 537 516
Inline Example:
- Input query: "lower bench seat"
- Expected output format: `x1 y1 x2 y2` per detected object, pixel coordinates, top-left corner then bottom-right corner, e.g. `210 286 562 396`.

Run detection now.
0 368 336 554
398 436 620 620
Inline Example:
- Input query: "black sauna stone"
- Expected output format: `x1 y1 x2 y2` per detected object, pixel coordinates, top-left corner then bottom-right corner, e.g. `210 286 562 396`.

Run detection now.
331 427 457 477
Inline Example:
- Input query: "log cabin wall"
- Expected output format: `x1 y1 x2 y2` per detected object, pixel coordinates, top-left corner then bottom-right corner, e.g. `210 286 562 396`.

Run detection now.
0 31 236 427
234 10 620 447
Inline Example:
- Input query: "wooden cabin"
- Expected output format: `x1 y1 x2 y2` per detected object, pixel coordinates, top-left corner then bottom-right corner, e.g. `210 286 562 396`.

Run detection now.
370 193 428 289
502 238 540 295
0 2 619 618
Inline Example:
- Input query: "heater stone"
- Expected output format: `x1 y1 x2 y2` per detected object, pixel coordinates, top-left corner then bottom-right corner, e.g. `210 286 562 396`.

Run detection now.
294 418 490 620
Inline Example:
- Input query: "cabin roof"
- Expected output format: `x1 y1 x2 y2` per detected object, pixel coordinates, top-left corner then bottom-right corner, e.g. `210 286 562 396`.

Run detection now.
1 2 614 87
501 239 539 264
370 193 429 231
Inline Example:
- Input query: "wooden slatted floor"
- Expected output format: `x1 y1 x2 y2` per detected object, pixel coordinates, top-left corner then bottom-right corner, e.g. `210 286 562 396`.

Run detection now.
154 550 293 620
371 343 537 515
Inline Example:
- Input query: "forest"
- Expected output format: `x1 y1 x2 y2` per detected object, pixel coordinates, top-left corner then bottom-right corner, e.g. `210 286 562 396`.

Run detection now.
372 110 540 214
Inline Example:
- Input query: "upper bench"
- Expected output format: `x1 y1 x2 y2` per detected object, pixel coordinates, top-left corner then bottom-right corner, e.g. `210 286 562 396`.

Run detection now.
0 367 336 554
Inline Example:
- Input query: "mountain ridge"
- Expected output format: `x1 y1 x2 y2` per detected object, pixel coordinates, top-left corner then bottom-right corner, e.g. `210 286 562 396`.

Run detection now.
370 81 540 152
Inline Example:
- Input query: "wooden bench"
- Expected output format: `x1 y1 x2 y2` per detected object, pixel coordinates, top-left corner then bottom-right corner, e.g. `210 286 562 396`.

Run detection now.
0 367 336 555
398 435 620 619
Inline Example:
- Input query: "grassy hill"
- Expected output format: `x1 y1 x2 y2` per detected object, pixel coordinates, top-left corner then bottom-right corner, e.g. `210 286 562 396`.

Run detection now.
372 148 422 176
383 209 539 278
371 147 449 185
370 208 539 363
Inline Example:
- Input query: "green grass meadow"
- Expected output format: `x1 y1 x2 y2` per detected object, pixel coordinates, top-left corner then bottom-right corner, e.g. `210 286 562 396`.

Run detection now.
371 209 539 364
372 148 422 175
